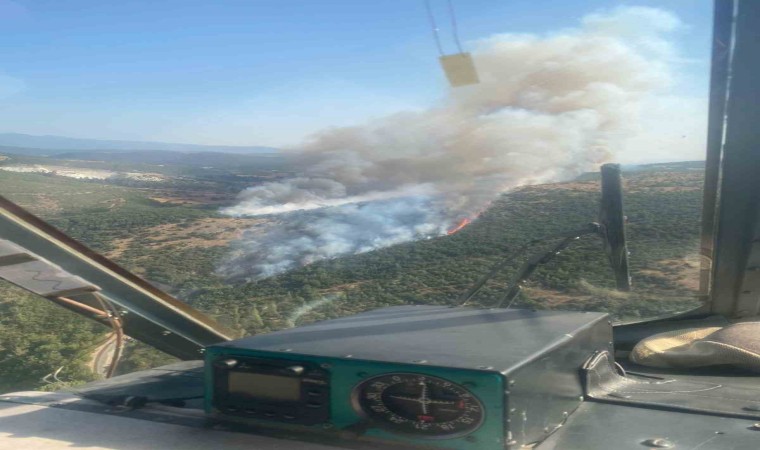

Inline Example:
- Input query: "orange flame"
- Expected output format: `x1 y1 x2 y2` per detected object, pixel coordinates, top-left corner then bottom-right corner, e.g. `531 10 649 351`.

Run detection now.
447 218 472 235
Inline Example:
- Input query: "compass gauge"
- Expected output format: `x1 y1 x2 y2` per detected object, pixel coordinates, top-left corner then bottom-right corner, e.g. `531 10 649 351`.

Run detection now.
353 373 484 438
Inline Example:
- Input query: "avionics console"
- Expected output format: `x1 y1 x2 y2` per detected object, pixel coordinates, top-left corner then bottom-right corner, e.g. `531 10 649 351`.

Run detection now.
205 306 611 450
211 356 330 425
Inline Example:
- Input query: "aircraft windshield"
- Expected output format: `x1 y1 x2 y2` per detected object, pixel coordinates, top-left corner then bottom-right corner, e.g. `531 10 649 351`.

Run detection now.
0 1 712 393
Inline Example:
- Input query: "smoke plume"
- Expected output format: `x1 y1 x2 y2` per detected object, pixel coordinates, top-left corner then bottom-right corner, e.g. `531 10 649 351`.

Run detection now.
220 7 688 280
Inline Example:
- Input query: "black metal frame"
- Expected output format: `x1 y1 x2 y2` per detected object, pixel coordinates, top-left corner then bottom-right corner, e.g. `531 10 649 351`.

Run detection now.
707 0 760 318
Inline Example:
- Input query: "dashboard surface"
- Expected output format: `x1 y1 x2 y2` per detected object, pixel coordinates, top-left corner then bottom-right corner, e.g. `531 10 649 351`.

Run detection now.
2 360 759 450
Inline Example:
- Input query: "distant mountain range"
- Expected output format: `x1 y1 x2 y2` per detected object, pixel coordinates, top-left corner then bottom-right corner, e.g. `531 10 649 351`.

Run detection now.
0 133 278 155
51 150 285 168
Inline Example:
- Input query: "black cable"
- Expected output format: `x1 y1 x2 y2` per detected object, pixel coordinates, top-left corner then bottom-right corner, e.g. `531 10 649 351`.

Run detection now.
424 0 445 56
499 233 594 309
447 0 465 54
459 223 601 308
458 242 535 307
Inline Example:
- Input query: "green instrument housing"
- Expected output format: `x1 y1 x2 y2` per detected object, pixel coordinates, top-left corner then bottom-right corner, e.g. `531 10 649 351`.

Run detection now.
205 306 611 449
205 348 504 449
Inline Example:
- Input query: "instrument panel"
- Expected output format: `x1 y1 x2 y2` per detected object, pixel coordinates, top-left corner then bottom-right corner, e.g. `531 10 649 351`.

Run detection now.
211 356 487 439
211 356 330 425
207 353 501 449
205 306 612 450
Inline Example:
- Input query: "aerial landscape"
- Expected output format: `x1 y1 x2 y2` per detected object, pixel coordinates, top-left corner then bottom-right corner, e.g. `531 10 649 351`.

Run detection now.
10 0 760 448
0 136 703 393
0 1 713 397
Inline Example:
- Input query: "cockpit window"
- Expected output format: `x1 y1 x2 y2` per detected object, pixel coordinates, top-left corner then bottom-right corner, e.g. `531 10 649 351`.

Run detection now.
0 1 711 392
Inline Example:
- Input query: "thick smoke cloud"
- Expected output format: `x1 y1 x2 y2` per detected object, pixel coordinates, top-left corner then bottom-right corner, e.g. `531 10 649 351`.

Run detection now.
220 7 686 280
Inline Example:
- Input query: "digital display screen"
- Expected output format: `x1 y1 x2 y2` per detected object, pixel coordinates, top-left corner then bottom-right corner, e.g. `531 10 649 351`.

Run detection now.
227 372 301 401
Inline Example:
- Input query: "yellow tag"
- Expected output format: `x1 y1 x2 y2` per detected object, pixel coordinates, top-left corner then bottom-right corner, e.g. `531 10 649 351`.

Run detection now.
439 52 479 87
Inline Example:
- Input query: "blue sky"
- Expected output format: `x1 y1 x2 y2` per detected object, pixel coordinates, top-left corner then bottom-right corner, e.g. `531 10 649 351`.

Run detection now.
0 0 713 147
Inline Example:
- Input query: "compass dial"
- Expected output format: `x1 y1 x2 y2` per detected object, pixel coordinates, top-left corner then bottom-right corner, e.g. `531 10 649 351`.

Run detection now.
353 373 484 438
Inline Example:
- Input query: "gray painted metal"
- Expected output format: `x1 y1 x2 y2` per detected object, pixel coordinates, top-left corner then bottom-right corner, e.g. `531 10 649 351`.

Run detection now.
0 260 97 297
0 240 98 297
0 393 344 450
583 351 760 420
213 306 610 373
0 196 232 359
710 0 760 318
0 239 38 265
536 402 760 450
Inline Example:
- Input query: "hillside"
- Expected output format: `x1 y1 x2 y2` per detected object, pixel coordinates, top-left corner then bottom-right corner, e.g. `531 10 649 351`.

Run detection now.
0 145 54 157
191 164 704 334
0 162 704 392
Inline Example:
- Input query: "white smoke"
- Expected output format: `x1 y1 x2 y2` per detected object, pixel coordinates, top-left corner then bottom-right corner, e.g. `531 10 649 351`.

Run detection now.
286 294 342 327
220 6 694 280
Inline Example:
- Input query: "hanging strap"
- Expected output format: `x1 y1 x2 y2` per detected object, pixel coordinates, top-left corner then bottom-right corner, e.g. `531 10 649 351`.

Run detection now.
424 0 445 56
446 0 465 54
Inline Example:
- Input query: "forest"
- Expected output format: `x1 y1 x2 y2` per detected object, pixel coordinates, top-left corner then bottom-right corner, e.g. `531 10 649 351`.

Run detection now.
0 160 705 393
